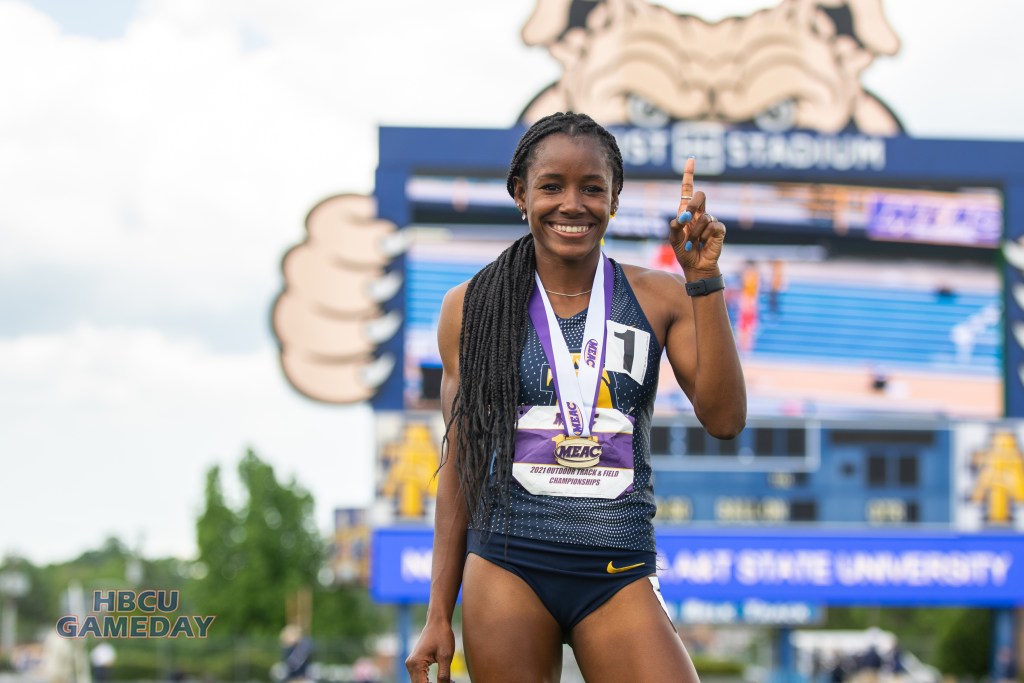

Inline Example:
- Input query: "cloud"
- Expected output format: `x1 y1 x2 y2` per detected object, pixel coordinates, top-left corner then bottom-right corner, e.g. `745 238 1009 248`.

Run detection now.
0 325 375 563
0 1 351 310
860 0 1024 141
0 0 554 335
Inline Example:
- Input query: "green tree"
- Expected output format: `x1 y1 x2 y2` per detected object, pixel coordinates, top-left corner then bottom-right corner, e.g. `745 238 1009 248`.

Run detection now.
310 585 392 662
823 606 963 663
934 608 993 677
194 449 323 636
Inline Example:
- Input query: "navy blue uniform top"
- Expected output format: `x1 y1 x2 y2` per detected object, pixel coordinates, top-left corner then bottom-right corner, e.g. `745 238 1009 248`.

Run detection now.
478 259 663 552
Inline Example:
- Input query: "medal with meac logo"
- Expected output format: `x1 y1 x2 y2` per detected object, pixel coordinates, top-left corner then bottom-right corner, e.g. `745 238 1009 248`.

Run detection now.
554 436 603 468
529 254 613 470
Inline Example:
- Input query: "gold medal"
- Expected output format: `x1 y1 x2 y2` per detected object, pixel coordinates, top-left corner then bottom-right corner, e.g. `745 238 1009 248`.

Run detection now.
554 437 602 469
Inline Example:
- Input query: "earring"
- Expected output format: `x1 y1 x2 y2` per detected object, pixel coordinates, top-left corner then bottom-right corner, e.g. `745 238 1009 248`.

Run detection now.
520 207 527 221
610 211 617 219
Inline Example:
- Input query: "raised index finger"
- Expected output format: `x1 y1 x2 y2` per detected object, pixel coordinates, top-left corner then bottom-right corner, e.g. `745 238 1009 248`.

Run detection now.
678 155 696 215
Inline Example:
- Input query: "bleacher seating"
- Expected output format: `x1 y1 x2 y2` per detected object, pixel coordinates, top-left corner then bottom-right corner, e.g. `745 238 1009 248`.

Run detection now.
750 281 1000 373
409 259 1001 374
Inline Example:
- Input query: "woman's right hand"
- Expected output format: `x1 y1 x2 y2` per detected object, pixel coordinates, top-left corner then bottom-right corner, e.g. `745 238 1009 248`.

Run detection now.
406 620 457 683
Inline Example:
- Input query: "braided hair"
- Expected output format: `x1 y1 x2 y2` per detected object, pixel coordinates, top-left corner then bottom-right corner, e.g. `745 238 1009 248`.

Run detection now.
446 112 626 528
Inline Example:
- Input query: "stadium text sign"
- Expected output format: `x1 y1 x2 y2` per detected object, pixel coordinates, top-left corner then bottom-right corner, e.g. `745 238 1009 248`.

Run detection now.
372 528 1024 606
612 123 887 176
671 598 824 626
655 530 1024 605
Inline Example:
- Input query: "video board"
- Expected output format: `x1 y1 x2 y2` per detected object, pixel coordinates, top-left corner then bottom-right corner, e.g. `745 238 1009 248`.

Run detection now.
372 125 1024 419
399 174 1003 421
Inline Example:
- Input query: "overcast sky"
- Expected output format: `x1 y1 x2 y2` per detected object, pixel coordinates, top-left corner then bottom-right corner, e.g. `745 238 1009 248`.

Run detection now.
2 0 1023 565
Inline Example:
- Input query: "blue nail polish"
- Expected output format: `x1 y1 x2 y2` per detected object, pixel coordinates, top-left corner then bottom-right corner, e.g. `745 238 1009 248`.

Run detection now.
678 211 692 223
688 154 695 159
685 241 692 252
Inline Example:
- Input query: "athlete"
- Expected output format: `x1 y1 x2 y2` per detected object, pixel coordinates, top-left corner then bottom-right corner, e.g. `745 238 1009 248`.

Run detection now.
406 112 746 682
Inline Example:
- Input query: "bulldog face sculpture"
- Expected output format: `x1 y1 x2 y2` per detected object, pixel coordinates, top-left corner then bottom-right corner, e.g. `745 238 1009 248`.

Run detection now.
520 0 902 135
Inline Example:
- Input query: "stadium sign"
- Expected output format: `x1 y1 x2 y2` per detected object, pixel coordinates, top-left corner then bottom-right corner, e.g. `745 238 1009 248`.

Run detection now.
613 123 887 176
671 598 824 626
371 527 1024 606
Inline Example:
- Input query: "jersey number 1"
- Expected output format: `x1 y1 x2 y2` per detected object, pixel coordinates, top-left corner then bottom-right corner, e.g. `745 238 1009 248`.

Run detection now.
614 329 635 373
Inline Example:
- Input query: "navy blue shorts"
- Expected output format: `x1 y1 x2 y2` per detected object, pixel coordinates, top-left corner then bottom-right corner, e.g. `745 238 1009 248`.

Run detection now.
466 529 658 634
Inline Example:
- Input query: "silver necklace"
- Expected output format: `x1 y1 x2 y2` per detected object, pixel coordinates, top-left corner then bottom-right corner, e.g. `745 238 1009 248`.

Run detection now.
544 288 592 297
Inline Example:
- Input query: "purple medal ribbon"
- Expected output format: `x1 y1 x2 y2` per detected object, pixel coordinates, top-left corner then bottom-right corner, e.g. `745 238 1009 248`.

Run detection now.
528 254 614 438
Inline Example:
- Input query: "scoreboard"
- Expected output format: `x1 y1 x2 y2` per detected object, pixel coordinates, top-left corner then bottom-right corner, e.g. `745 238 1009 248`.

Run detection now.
369 123 1024 537
374 124 1018 421
649 417 953 527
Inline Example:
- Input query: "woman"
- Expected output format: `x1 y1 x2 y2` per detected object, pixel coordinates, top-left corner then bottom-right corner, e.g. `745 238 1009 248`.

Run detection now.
406 112 746 682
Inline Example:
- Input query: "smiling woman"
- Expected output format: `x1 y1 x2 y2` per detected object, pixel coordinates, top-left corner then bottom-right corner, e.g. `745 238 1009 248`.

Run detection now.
405 111 746 683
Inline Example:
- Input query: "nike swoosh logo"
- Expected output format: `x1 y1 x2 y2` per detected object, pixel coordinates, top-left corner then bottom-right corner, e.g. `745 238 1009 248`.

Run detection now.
606 561 645 574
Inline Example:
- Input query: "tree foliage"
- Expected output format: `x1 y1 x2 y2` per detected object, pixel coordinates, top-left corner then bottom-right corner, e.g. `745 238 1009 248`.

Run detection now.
194 449 323 636
933 609 993 677
823 606 981 667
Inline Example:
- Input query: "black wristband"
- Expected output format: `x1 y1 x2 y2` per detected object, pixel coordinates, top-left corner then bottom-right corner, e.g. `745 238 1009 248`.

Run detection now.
685 274 725 297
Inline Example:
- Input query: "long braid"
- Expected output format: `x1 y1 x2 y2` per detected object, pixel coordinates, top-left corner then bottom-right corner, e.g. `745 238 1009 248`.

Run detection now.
447 112 625 527
446 234 536 528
